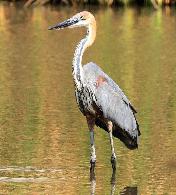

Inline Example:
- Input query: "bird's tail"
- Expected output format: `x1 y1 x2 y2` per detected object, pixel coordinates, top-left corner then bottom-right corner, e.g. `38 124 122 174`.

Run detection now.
112 124 139 150
95 118 140 150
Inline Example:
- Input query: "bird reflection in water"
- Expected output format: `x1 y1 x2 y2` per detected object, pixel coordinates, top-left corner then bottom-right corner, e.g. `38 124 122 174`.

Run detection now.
90 168 96 195
90 164 116 195
90 164 137 195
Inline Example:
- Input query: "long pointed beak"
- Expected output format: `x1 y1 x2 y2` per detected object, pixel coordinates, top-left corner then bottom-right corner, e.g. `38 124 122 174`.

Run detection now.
48 18 79 30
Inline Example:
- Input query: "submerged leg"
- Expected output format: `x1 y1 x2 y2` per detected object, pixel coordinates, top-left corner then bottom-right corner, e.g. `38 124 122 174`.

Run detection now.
86 115 96 168
108 121 116 170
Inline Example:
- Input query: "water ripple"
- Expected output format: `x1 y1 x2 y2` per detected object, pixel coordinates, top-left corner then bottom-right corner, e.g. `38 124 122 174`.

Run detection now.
0 177 49 183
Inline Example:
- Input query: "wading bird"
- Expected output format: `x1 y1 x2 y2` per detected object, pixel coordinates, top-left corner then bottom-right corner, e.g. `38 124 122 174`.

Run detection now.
48 11 140 169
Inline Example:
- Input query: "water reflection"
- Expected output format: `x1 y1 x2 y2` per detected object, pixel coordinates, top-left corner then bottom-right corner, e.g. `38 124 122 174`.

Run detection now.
90 173 96 195
110 168 116 195
90 168 116 195
90 168 137 195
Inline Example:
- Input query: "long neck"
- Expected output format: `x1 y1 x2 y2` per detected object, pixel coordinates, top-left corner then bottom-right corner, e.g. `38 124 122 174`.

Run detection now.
72 23 96 90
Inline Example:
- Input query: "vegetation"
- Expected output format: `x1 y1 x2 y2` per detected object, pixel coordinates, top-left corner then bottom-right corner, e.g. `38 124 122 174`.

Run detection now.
1 0 176 7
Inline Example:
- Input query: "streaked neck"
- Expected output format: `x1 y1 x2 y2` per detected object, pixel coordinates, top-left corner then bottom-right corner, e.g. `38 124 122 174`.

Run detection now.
72 23 96 90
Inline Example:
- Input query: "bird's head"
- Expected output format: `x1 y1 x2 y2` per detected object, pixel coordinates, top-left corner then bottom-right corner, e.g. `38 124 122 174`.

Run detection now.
48 11 95 31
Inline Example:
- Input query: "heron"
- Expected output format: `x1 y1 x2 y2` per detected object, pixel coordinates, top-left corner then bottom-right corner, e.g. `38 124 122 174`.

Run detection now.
48 11 140 169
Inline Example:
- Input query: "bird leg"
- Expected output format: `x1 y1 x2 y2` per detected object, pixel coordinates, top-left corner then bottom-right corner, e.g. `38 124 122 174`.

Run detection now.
86 115 96 168
108 121 116 170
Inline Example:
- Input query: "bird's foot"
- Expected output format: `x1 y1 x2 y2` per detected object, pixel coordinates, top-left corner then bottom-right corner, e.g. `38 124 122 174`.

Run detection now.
90 157 96 171
111 154 116 170
90 161 96 172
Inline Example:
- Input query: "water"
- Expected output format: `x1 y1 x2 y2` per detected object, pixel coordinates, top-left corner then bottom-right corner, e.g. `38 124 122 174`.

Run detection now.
0 3 176 194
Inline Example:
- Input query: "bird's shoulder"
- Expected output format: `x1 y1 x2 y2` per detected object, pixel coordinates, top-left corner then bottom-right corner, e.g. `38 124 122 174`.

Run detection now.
83 62 103 80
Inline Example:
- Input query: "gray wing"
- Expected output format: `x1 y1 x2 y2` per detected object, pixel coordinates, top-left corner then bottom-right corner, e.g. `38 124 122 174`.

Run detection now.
104 72 137 113
95 81 138 138
83 62 139 139
83 62 136 113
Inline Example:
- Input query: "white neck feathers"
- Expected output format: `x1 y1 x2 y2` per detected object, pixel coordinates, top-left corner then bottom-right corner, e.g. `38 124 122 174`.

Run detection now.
72 37 87 89
72 23 96 90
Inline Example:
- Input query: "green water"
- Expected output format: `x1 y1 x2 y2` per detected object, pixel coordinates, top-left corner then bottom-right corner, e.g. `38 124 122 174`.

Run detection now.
0 3 176 194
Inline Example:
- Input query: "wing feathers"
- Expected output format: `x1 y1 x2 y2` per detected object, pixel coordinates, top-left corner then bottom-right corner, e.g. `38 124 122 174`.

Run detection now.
95 82 139 139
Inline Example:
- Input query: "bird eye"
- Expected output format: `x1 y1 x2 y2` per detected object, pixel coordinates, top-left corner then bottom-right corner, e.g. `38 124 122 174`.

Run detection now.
80 16 86 20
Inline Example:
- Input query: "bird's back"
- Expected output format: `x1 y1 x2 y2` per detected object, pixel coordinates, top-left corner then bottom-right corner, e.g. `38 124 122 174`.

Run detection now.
83 62 140 149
